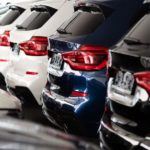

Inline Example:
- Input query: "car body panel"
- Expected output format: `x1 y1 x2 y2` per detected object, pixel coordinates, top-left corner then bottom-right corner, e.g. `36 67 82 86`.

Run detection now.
42 0 147 137
6 0 75 105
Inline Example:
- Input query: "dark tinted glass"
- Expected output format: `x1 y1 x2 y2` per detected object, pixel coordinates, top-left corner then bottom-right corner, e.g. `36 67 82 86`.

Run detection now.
57 9 105 36
128 15 150 43
17 6 56 30
0 7 24 26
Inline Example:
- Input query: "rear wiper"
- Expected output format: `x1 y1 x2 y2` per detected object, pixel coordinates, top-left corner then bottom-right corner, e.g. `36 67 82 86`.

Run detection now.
57 28 72 34
124 37 150 46
16 25 26 30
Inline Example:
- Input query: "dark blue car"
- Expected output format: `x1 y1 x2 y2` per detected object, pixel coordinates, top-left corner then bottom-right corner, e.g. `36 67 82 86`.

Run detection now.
42 0 147 137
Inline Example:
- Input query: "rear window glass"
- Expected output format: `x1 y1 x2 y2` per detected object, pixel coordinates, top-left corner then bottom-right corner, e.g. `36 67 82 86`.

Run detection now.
57 8 105 36
128 15 150 44
0 6 24 26
16 6 56 30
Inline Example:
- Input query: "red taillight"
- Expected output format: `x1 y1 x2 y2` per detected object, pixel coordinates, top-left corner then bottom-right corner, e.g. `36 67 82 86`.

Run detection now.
26 71 38 75
0 30 10 47
62 44 108 71
134 72 150 93
19 36 48 56
71 91 88 97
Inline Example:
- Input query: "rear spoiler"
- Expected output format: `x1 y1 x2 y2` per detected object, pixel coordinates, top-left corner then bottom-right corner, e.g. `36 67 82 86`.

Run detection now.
30 5 56 15
74 1 102 11
74 1 113 17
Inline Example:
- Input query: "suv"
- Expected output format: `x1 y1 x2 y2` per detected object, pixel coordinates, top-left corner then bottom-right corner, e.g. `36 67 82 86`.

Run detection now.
99 2 150 150
0 0 40 90
42 0 148 137
6 0 74 106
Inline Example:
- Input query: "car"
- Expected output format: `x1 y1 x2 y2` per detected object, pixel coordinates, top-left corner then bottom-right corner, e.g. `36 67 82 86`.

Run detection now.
0 0 42 90
99 1 150 149
0 116 100 150
6 0 75 106
42 0 148 137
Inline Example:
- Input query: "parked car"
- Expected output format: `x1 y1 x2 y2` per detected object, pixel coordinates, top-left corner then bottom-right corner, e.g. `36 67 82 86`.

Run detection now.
0 0 42 90
99 1 150 149
0 117 100 150
42 0 148 137
6 0 75 106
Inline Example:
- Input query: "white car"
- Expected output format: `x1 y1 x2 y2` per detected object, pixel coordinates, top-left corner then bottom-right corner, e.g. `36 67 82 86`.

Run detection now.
0 0 42 90
0 89 21 117
6 0 74 105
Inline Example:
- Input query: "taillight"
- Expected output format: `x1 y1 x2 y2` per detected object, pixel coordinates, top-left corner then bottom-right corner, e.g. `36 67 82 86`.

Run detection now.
134 72 150 93
62 44 108 71
0 30 10 47
19 36 48 56
71 91 88 97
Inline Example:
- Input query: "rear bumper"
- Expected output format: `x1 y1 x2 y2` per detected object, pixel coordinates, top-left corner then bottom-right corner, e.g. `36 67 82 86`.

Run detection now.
99 115 144 150
42 88 99 137
6 69 47 105
0 89 22 118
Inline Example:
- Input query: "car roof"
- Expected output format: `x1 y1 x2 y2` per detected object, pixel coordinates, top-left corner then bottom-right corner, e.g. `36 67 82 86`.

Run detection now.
75 0 132 10
31 0 66 9
13 0 43 9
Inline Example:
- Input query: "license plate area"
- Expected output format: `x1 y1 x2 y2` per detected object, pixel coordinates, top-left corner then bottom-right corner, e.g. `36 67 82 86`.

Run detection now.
112 71 135 95
12 44 20 55
49 53 63 70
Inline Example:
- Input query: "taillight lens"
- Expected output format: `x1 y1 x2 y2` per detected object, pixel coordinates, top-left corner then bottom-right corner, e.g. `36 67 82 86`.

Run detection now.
71 91 88 97
19 36 48 56
62 44 108 71
0 30 10 47
134 72 150 93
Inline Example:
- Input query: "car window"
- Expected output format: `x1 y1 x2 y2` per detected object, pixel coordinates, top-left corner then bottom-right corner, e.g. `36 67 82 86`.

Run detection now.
128 15 150 44
0 6 24 26
16 6 56 30
57 8 105 36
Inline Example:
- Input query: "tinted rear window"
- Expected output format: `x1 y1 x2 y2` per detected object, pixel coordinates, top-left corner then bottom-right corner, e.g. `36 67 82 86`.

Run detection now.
128 15 150 44
0 6 24 26
17 6 56 30
57 8 105 36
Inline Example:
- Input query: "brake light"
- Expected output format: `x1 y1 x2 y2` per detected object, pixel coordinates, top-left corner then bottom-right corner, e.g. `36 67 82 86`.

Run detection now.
71 91 88 97
134 72 150 93
62 45 108 71
0 30 10 47
19 36 48 56
26 71 38 75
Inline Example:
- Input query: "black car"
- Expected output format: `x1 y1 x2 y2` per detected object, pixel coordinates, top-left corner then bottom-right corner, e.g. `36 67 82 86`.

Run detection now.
42 0 148 137
99 3 150 150
0 117 100 150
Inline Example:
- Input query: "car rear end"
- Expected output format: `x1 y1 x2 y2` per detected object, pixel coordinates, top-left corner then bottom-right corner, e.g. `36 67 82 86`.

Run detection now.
6 0 73 106
99 10 150 150
0 4 26 89
42 0 148 137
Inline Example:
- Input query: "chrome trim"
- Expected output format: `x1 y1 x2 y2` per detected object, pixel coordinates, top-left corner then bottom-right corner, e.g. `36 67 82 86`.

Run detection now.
101 121 143 146
107 78 148 107
111 113 137 127
42 88 87 110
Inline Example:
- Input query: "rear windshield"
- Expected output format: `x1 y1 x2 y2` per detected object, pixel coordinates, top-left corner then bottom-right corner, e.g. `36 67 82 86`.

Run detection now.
16 6 56 30
57 7 105 36
0 6 24 26
127 14 150 44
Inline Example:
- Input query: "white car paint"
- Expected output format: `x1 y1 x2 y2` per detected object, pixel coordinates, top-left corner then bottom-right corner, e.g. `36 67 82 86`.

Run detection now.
0 89 21 116
6 0 74 105
0 0 43 85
